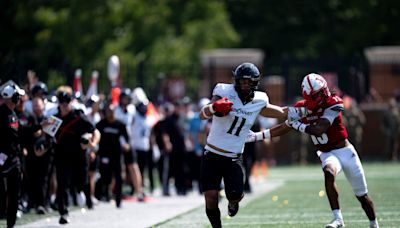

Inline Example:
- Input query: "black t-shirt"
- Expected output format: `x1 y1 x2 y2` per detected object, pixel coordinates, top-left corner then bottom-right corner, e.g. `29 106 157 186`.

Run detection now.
164 113 185 152
152 120 166 151
0 104 20 170
16 109 31 151
0 104 20 155
55 109 95 159
26 114 54 159
96 119 129 158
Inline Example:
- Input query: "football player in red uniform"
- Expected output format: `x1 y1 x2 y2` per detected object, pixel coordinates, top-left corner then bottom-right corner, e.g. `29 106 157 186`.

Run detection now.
247 73 379 228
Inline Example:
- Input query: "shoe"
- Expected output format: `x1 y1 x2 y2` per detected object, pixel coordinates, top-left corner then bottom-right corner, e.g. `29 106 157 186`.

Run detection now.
91 196 99 205
16 210 23 218
137 192 145 202
77 191 86 208
36 206 46 215
370 221 379 228
59 215 69 224
325 218 345 228
228 202 239 217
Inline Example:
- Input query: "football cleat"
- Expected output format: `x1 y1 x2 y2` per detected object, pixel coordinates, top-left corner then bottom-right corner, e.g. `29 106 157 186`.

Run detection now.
227 202 239 217
59 214 69 224
370 221 379 228
325 218 345 228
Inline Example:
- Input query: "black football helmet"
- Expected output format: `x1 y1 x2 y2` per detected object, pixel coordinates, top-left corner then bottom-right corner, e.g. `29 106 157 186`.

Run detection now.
31 81 48 97
119 88 132 104
233 62 261 100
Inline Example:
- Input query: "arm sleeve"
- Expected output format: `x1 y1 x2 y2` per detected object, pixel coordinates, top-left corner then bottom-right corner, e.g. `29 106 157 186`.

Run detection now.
322 104 344 124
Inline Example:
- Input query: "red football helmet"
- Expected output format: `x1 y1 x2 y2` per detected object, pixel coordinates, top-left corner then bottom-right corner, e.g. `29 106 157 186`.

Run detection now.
301 73 331 110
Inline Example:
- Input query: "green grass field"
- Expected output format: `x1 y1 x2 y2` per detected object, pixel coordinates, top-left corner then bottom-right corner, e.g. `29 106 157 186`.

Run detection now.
157 162 400 228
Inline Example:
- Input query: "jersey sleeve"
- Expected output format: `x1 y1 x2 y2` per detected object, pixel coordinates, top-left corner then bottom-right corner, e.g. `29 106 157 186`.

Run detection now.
322 104 344 124
212 83 230 98
294 100 307 107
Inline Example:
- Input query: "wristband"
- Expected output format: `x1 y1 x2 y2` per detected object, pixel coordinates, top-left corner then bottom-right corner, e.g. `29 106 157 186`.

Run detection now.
298 123 307 133
291 121 308 133
208 104 215 114
201 106 213 119
255 129 271 141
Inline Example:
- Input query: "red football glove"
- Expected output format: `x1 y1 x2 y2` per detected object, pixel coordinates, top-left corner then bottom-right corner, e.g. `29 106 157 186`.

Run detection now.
212 97 233 116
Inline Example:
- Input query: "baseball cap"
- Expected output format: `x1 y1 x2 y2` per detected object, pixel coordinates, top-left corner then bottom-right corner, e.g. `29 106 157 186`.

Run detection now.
1 84 25 98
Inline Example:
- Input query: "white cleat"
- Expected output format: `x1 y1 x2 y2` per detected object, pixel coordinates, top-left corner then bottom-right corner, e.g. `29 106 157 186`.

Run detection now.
325 219 345 228
370 222 379 228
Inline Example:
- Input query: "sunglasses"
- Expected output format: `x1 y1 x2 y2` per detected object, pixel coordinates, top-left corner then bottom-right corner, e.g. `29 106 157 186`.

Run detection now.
58 92 72 104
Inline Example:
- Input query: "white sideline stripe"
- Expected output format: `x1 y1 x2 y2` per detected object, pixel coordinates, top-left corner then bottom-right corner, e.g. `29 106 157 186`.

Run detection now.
222 218 400 225
18 178 285 228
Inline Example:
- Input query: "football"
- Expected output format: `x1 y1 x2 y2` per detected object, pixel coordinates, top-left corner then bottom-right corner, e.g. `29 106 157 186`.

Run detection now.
214 111 228 117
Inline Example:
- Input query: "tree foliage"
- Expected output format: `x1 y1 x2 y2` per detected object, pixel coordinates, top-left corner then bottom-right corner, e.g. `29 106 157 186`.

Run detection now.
1 0 399 95
0 0 239 92
226 0 400 70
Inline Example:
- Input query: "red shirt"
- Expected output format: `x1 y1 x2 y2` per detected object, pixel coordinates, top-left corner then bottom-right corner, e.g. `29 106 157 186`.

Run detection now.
295 95 348 152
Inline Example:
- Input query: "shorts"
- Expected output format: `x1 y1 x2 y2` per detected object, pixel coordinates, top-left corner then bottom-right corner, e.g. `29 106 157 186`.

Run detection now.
89 156 99 172
200 151 245 200
123 149 137 165
318 144 368 196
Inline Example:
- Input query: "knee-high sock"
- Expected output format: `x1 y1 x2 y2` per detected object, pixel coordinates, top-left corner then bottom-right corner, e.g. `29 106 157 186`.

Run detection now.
206 207 221 228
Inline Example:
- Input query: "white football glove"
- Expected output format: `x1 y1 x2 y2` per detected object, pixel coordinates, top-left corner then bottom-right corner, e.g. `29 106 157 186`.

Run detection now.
245 130 257 143
287 107 308 125
288 120 308 133
245 129 271 143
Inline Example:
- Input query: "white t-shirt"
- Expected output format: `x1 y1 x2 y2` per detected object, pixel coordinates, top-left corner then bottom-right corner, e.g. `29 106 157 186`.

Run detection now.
205 83 269 157
25 99 58 117
129 113 152 151
114 104 136 127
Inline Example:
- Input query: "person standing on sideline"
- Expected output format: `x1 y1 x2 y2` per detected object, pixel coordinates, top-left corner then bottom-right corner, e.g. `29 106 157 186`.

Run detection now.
0 84 25 228
248 73 379 228
114 89 145 201
130 101 154 194
54 87 100 224
199 63 296 228
96 104 130 207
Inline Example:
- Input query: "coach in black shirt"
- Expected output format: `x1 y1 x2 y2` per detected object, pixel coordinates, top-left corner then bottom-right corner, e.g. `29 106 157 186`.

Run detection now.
54 87 100 224
0 84 25 228
96 104 130 207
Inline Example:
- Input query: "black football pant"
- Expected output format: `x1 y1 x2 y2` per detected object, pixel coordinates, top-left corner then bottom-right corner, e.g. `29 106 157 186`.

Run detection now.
0 167 21 228
55 157 88 216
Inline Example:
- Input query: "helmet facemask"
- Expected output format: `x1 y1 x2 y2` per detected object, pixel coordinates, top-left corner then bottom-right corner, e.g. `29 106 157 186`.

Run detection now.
233 63 261 103
301 73 331 110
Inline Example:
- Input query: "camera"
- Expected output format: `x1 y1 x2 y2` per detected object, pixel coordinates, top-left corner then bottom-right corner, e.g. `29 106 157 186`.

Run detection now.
80 133 92 145
34 137 47 151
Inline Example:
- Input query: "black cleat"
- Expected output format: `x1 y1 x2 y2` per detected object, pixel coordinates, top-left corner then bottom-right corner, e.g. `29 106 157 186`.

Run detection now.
59 215 69 224
228 202 239 217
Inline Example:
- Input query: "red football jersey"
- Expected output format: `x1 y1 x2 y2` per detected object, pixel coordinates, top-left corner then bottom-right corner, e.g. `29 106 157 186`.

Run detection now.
294 95 348 152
